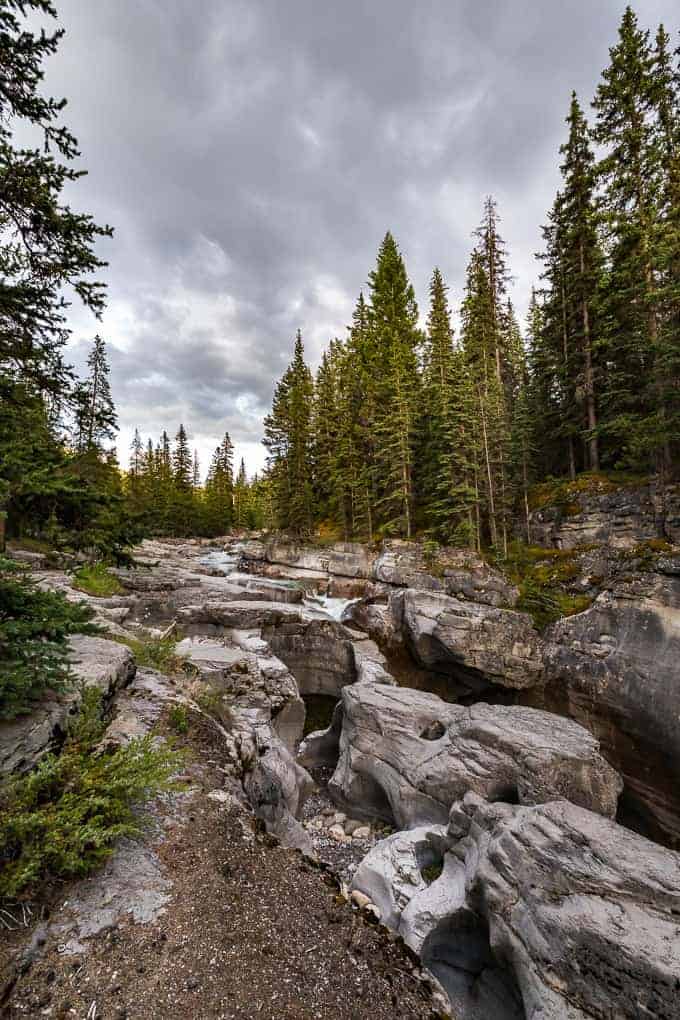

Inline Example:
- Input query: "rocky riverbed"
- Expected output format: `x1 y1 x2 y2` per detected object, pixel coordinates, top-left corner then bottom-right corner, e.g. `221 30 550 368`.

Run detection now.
2 500 680 1019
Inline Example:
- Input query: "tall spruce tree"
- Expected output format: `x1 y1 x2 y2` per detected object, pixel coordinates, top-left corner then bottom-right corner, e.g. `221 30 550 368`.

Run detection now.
263 331 314 534
367 232 422 538
592 6 664 470
73 335 117 452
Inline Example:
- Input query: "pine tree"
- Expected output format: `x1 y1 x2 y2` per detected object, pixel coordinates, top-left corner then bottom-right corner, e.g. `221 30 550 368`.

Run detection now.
263 330 314 535
367 232 422 538
592 6 663 470
233 458 249 529
73 335 117 452
559 94 603 471
204 432 234 536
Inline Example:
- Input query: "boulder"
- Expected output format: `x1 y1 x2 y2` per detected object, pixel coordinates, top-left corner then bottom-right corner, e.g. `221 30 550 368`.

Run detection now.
0 635 135 775
327 685 621 829
443 797 680 1019
262 539 375 579
542 570 680 848
353 795 680 1020
401 589 544 691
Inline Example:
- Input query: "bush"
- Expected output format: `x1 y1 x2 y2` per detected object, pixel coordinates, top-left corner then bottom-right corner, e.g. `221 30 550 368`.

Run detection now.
0 557 97 720
111 633 191 675
0 688 181 899
72 562 123 597
168 704 189 734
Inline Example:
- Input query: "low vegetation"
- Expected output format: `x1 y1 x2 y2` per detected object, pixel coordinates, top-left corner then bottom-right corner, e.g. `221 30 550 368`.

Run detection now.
499 542 592 630
72 562 124 597
111 632 190 675
0 557 97 720
0 688 181 899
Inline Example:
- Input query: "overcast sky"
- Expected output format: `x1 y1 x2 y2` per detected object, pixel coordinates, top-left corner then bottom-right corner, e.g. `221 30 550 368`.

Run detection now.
43 0 679 477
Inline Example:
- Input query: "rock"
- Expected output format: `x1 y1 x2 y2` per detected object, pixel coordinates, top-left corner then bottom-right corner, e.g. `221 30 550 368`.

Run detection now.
351 637 397 687
344 819 363 835
242 724 314 854
98 668 182 749
176 600 305 634
297 701 344 770
261 617 357 697
328 824 347 843
401 588 544 691
350 825 449 935
327 684 621 828
263 540 375 579
529 478 680 550
0 635 135 775
542 570 680 848
431 797 680 1020
352 826 371 840
373 541 518 607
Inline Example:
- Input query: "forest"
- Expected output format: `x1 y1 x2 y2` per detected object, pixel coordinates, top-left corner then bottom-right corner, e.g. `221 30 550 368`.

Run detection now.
0 4 678 558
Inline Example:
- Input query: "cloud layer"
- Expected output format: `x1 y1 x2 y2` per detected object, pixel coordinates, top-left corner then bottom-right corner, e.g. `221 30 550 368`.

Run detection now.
46 0 678 475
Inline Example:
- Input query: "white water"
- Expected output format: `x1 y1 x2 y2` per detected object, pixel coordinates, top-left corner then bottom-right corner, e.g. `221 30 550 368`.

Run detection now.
199 547 358 622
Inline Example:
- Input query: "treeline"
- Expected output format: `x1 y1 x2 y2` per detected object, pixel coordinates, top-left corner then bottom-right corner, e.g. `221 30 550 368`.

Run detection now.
0 0 136 558
124 428 270 537
263 6 680 550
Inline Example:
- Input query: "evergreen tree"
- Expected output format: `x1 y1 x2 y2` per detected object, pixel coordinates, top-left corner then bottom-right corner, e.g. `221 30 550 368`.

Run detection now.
73 335 117 452
263 331 314 535
592 6 664 469
367 232 422 538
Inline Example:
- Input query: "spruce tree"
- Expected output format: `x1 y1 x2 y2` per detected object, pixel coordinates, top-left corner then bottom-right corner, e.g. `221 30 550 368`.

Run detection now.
263 331 314 534
592 6 663 469
367 232 422 538
73 335 117 452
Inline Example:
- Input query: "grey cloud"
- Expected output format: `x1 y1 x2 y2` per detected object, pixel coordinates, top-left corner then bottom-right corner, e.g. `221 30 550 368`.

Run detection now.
49 0 678 474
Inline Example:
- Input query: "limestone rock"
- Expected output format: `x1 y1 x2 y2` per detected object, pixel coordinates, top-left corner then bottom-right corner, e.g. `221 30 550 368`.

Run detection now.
327 684 621 829
261 617 357 697
242 724 314 854
542 570 680 848
401 588 544 691
373 540 518 607
0 635 135 775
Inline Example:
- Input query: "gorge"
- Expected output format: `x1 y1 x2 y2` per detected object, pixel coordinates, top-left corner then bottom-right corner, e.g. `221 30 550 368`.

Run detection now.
2 478 680 1019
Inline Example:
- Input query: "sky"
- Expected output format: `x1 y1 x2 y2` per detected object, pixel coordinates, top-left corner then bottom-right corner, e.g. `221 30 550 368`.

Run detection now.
40 0 679 478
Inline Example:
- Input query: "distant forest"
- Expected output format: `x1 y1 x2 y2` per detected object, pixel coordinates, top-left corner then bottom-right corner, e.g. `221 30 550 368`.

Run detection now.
0 4 677 556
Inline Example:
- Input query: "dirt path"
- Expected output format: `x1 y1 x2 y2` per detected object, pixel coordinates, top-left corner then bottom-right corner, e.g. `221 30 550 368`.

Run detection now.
1 716 440 1020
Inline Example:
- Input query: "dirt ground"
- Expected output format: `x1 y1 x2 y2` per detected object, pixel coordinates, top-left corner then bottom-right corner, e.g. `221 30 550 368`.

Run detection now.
0 716 441 1020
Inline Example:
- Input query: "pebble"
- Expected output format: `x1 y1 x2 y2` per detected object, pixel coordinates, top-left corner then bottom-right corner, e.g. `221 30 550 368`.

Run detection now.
328 824 348 843
350 890 373 910
352 826 371 840
344 819 363 835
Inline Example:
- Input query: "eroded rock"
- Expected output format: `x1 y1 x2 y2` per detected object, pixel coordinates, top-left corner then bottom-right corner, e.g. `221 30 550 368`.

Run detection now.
401 589 544 691
542 570 680 848
327 685 621 828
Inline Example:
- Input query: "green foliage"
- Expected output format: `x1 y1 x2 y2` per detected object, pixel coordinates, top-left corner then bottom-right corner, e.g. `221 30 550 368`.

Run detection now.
0 689 181 899
0 558 96 719
498 542 592 630
168 704 189 735
111 633 189 675
72 562 123 597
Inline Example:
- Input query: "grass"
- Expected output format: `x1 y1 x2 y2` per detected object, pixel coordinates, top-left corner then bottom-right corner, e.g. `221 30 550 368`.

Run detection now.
72 562 123 598
0 687 181 899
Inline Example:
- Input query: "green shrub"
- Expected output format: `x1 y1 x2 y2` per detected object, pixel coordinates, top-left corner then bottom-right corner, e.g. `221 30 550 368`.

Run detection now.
111 633 190 675
168 704 189 734
72 562 123 597
0 689 181 899
0 557 97 720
